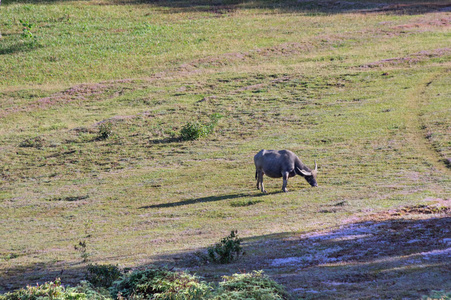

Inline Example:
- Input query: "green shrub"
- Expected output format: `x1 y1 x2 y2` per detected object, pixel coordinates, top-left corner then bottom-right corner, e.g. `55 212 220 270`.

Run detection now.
0 269 288 300
110 267 213 299
20 19 35 39
207 230 243 264
74 241 89 263
87 264 122 288
0 278 110 300
72 281 113 300
180 121 210 141
98 122 114 140
215 271 289 300
180 114 223 141
423 290 451 300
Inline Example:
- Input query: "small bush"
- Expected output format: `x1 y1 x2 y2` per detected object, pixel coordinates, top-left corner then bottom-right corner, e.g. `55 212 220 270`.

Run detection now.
215 271 289 300
87 264 122 288
20 19 35 39
180 121 211 141
74 281 113 299
0 278 109 300
98 122 114 140
110 267 213 300
207 230 243 264
74 241 89 263
0 269 289 300
180 114 223 141
423 290 451 300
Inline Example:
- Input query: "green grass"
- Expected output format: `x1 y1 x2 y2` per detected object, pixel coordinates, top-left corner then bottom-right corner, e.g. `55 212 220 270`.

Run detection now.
1 0 451 298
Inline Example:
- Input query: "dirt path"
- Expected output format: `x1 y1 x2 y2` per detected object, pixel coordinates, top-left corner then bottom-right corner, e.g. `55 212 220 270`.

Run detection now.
404 69 451 174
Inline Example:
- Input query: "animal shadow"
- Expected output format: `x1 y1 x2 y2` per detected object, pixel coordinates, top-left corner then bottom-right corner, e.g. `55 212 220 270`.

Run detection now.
139 192 266 209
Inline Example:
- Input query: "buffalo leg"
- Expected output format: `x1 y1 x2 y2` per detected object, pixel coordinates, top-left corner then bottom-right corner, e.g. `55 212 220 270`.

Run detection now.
282 171 289 192
256 171 259 189
257 170 266 193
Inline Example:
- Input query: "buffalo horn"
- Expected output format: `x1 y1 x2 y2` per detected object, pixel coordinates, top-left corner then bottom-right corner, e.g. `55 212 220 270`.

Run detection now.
297 167 312 176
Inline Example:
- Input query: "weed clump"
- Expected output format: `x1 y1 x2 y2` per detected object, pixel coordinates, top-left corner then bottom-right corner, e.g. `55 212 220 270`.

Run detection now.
217 271 289 300
207 230 243 264
180 121 211 141
74 241 89 263
110 267 286 300
110 267 213 299
0 278 108 300
98 122 114 140
180 113 222 141
20 20 35 39
18 19 41 50
0 268 288 300
87 264 122 288
423 290 451 300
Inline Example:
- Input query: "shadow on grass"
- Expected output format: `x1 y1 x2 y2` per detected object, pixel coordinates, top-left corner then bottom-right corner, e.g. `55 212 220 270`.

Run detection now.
3 0 450 15
147 136 182 145
124 0 451 16
0 262 87 294
139 192 270 209
2 0 75 3
0 40 42 56
153 215 451 299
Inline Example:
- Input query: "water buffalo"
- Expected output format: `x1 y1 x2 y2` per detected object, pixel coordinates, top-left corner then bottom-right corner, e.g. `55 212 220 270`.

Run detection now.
254 149 318 193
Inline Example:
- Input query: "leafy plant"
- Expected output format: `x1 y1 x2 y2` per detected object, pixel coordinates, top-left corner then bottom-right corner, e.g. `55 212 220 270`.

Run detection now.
180 114 223 141
180 121 209 141
0 278 105 300
75 241 89 263
98 122 114 140
423 290 451 300
0 269 289 300
87 264 122 288
110 267 213 300
207 230 243 264
1 253 19 261
215 271 289 300
20 19 35 38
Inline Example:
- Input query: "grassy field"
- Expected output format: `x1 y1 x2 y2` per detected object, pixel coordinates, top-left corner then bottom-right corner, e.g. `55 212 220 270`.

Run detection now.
1 0 451 298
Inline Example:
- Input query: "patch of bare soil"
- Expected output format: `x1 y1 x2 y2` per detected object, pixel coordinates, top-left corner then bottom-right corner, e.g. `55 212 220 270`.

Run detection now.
392 16 451 30
174 36 346 75
365 2 451 14
179 43 306 71
361 48 451 68
0 82 133 118
1 38 346 118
